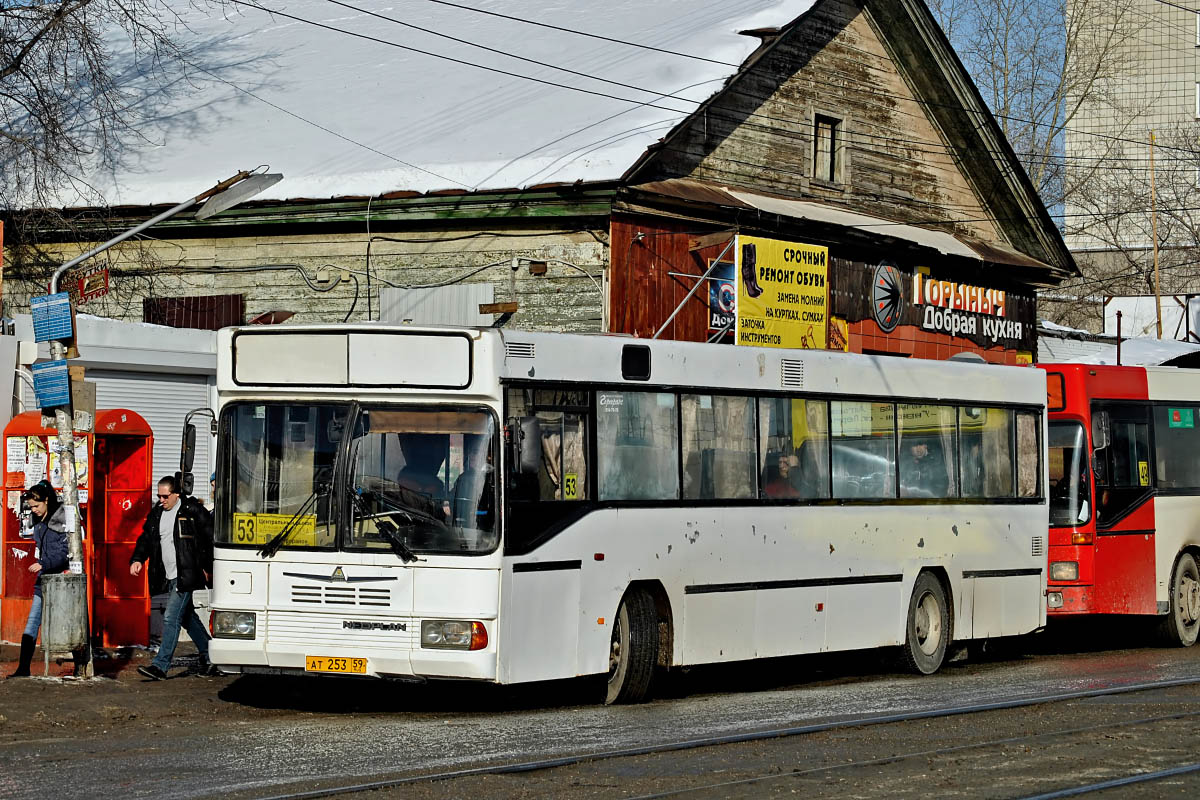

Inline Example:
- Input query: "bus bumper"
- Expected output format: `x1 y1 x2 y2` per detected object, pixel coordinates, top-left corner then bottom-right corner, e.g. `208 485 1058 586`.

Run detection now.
1046 584 1094 615
210 633 498 681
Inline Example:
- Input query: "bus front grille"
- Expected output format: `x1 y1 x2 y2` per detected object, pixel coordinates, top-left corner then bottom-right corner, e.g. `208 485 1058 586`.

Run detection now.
290 583 392 608
266 611 417 650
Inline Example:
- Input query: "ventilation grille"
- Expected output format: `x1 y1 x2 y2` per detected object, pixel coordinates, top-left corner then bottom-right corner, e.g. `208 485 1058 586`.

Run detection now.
781 359 805 389
1031 537 1045 558
506 341 536 359
291 584 392 607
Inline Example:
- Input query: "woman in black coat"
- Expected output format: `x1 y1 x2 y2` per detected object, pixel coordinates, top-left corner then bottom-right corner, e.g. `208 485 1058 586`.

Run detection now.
8 481 70 678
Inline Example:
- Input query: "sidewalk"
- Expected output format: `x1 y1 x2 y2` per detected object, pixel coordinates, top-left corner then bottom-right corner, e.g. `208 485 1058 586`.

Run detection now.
0 639 206 680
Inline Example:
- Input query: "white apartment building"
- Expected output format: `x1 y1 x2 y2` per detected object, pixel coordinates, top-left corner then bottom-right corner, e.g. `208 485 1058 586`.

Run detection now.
1065 0 1200 260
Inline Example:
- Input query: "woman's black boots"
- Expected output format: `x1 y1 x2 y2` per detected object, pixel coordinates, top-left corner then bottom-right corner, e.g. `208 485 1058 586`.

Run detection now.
8 635 35 678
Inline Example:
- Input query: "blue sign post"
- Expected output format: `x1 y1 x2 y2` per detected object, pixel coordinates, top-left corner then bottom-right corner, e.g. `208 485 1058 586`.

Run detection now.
31 359 71 409
30 293 74 343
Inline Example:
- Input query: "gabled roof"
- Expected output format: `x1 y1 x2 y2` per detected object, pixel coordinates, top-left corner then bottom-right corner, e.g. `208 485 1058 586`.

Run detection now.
621 0 1074 279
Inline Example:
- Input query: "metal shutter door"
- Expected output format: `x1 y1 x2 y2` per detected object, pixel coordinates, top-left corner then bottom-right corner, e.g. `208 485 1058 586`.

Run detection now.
81 371 213 494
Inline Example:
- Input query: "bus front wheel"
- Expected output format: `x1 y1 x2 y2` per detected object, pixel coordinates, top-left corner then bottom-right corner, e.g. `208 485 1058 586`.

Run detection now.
901 573 949 675
1160 552 1200 647
605 589 657 704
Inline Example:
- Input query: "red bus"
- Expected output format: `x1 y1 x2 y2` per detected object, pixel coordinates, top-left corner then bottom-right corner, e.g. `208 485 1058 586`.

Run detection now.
1041 363 1200 646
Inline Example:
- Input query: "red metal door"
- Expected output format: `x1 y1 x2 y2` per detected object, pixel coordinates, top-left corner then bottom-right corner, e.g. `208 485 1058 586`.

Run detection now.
92 434 152 646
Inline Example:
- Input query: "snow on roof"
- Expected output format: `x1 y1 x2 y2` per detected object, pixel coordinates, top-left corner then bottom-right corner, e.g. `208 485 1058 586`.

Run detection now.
1038 319 1090 335
1038 333 1200 367
81 0 816 207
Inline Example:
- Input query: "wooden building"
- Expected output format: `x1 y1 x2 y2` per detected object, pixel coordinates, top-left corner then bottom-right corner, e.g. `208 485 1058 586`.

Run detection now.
6 0 1075 363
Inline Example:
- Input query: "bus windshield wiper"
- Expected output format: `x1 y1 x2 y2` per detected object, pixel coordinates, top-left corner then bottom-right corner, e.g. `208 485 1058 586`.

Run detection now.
375 520 420 564
258 487 326 559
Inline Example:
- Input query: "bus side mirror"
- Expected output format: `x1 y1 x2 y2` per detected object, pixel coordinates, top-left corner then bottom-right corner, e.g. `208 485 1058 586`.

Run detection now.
178 471 195 496
180 423 197 473
508 417 543 475
1092 411 1110 451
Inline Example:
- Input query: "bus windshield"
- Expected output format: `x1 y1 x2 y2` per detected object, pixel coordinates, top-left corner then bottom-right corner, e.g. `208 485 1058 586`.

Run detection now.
346 406 498 555
223 403 346 550
219 402 498 555
1049 421 1090 527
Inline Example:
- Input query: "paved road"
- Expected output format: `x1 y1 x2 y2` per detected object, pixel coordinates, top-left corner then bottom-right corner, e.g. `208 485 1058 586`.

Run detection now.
3 637 1200 799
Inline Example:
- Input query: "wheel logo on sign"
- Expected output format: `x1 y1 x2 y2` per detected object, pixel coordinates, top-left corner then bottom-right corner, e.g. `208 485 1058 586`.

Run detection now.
872 262 905 333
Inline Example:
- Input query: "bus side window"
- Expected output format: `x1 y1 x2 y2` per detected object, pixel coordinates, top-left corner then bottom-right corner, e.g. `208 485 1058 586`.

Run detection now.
960 407 1013 498
597 391 679 501
1016 411 1041 498
1152 406 1200 489
505 387 590 502
757 397 830 500
831 401 895 499
898 404 957 499
682 394 756 500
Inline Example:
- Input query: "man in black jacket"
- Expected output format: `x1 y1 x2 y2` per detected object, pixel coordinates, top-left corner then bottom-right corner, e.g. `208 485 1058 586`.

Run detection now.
130 475 214 680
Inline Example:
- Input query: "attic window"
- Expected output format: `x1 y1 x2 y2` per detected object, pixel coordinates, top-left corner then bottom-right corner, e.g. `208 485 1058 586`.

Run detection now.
814 114 842 183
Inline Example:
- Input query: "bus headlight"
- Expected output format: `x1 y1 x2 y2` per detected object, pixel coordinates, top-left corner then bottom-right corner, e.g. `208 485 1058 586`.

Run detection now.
212 611 257 639
421 620 488 651
1050 562 1079 582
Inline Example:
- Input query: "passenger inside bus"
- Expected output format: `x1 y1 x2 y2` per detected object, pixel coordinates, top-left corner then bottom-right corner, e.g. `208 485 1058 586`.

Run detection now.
899 438 950 498
763 453 800 498
396 433 447 499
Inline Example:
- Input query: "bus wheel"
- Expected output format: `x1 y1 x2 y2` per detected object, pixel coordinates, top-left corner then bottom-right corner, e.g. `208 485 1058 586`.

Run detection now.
605 589 657 705
1160 553 1200 647
902 573 949 675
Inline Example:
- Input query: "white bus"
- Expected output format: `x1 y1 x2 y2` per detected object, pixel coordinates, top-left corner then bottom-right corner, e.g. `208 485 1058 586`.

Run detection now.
203 325 1047 703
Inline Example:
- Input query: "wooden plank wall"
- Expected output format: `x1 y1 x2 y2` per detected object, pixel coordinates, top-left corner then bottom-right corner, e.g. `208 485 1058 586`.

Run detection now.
609 213 735 341
641 0 1003 248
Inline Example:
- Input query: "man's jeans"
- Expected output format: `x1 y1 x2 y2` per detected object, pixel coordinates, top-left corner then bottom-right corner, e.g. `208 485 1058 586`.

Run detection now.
152 579 211 672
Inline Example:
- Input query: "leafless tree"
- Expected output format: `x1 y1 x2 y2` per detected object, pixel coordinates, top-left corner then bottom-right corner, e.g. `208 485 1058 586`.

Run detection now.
930 0 1149 210
1043 121 1200 332
0 0 242 298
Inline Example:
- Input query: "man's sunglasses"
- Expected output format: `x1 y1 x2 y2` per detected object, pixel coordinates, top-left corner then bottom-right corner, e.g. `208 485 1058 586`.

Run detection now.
157 493 173 499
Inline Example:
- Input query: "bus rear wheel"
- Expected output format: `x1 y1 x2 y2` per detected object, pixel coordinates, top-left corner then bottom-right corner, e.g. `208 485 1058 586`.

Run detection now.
605 589 657 705
901 573 949 675
1160 552 1200 647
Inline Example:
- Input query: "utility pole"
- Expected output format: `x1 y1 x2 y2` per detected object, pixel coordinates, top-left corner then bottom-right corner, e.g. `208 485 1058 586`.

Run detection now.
33 169 281 674
1149 131 1163 339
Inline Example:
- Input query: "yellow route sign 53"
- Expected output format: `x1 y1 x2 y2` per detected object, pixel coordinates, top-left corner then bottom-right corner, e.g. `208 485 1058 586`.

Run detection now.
232 512 318 546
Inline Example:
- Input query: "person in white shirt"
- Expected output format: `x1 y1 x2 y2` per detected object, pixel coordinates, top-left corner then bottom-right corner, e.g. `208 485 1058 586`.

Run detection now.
129 476 214 680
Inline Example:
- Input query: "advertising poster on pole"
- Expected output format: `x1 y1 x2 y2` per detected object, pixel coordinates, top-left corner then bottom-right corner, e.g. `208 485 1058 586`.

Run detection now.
735 235 829 349
706 259 737 338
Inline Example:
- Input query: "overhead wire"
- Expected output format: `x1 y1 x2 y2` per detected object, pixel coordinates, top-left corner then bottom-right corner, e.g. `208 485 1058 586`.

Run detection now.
409 0 740 67
179 57 471 189
263 0 1200 170
210 0 1200 225
399 0 1200 162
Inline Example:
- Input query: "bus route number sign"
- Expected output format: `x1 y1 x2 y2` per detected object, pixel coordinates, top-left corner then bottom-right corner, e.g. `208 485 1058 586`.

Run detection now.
564 473 578 499
232 512 318 546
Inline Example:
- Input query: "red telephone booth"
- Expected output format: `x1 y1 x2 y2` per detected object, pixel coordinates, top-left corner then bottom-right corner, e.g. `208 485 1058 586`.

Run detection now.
1 410 153 646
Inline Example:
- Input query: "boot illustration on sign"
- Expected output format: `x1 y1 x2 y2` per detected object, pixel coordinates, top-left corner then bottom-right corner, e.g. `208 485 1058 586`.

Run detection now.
741 242 763 298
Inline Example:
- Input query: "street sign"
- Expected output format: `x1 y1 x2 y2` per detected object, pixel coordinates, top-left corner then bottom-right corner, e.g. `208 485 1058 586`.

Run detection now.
30 293 73 342
31 359 71 408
